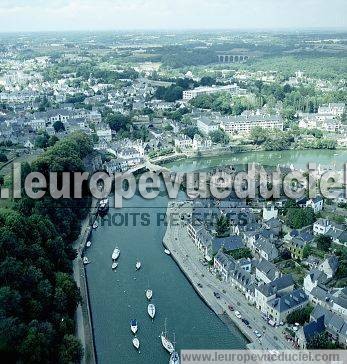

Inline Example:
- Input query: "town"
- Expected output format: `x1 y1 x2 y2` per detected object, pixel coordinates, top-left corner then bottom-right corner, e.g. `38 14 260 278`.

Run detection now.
0 29 346 364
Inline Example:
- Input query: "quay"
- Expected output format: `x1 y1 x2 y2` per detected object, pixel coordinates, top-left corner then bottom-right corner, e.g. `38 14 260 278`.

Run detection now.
73 200 99 364
162 201 293 351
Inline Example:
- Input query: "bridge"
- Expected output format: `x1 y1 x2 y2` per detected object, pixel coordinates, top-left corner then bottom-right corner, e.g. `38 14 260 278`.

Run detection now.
127 160 170 174
217 54 249 63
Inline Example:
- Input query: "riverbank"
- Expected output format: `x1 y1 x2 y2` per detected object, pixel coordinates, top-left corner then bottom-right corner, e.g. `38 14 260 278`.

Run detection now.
73 200 98 364
162 201 293 351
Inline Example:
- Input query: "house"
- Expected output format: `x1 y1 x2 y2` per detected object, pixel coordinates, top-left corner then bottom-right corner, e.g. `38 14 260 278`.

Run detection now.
303 268 328 294
266 288 309 324
262 204 278 221
96 124 112 142
296 316 325 348
192 134 212 151
255 259 281 284
255 274 295 314
174 135 192 149
196 117 219 134
252 237 278 261
319 255 339 279
313 218 332 235
286 237 307 260
304 304 347 347
306 196 324 213
213 250 236 281
326 223 347 247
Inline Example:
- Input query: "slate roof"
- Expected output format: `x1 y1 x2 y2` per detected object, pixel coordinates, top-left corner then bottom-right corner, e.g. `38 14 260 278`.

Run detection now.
256 259 280 281
268 288 308 313
257 274 295 297
302 316 325 342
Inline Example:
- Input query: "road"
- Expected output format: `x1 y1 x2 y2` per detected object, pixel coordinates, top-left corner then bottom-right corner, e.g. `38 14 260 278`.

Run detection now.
163 201 294 350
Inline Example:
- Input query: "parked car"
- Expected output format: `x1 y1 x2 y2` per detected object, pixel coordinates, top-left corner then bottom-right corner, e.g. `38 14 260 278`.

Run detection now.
242 318 250 326
197 283 203 288
234 311 242 319
213 292 221 299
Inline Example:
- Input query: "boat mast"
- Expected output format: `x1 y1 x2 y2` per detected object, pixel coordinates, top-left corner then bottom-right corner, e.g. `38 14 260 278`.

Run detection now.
173 331 176 350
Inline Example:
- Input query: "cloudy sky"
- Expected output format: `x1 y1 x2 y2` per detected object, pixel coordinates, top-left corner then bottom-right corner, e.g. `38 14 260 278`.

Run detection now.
0 0 346 32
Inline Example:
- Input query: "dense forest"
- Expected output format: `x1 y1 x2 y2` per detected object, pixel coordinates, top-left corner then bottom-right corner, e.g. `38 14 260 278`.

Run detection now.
0 132 93 363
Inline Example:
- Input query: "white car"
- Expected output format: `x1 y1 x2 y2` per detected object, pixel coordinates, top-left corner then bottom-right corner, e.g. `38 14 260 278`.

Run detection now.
234 311 242 319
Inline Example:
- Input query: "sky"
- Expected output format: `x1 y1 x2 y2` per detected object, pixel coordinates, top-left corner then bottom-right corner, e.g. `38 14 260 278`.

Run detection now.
0 0 346 32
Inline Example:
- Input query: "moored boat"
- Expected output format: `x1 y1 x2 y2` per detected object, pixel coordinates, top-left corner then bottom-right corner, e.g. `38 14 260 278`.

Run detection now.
112 247 120 260
135 261 141 270
164 249 171 255
86 241 91 248
98 198 109 215
147 303 155 320
130 319 138 334
111 262 118 270
92 221 98 229
83 257 90 265
161 318 174 354
132 337 140 351
169 351 180 364
169 333 179 364
146 289 153 300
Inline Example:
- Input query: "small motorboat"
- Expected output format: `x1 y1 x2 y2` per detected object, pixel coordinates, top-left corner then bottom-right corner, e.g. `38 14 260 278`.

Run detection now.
148 304 155 320
164 249 171 255
135 261 141 270
132 337 140 351
146 289 153 300
92 221 98 229
83 257 90 265
130 319 138 334
86 241 91 248
112 262 118 270
112 247 120 260
170 351 180 364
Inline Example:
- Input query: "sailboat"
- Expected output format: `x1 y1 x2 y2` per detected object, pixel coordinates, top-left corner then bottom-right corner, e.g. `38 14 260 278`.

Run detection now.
169 333 180 364
130 319 138 334
146 289 153 300
160 319 174 354
147 303 155 320
135 261 141 270
132 337 140 352
112 247 120 260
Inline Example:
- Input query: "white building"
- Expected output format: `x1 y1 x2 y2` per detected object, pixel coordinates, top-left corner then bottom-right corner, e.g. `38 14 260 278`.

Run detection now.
182 84 242 100
174 135 193 149
192 134 212 151
197 117 219 134
96 124 112 142
220 115 283 136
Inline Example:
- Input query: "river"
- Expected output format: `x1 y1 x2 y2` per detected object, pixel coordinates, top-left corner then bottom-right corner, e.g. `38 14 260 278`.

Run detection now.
85 149 346 364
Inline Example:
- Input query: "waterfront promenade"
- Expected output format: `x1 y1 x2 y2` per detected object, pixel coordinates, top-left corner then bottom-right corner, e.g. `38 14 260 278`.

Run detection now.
163 201 293 350
73 201 98 364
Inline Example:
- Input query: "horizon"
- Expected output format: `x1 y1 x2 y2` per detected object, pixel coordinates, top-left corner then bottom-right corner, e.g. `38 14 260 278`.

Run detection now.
0 0 346 33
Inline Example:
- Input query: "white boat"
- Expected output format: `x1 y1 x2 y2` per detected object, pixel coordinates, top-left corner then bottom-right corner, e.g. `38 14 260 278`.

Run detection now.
86 241 91 248
135 261 141 270
161 319 174 354
132 337 140 351
111 262 118 270
146 289 153 300
148 304 155 320
92 221 98 229
130 319 138 334
169 333 179 364
112 247 120 260
164 249 171 255
83 257 90 265
169 351 180 364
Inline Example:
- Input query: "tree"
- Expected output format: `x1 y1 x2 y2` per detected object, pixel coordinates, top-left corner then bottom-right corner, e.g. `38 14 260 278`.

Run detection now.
209 129 229 144
0 153 8 162
215 215 230 237
250 127 268 145
58 335 83 364
34 132 50 149
53 120 65 132
286 207 315 229
286 305 313 325
106 112 131 132
316 235 332 251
